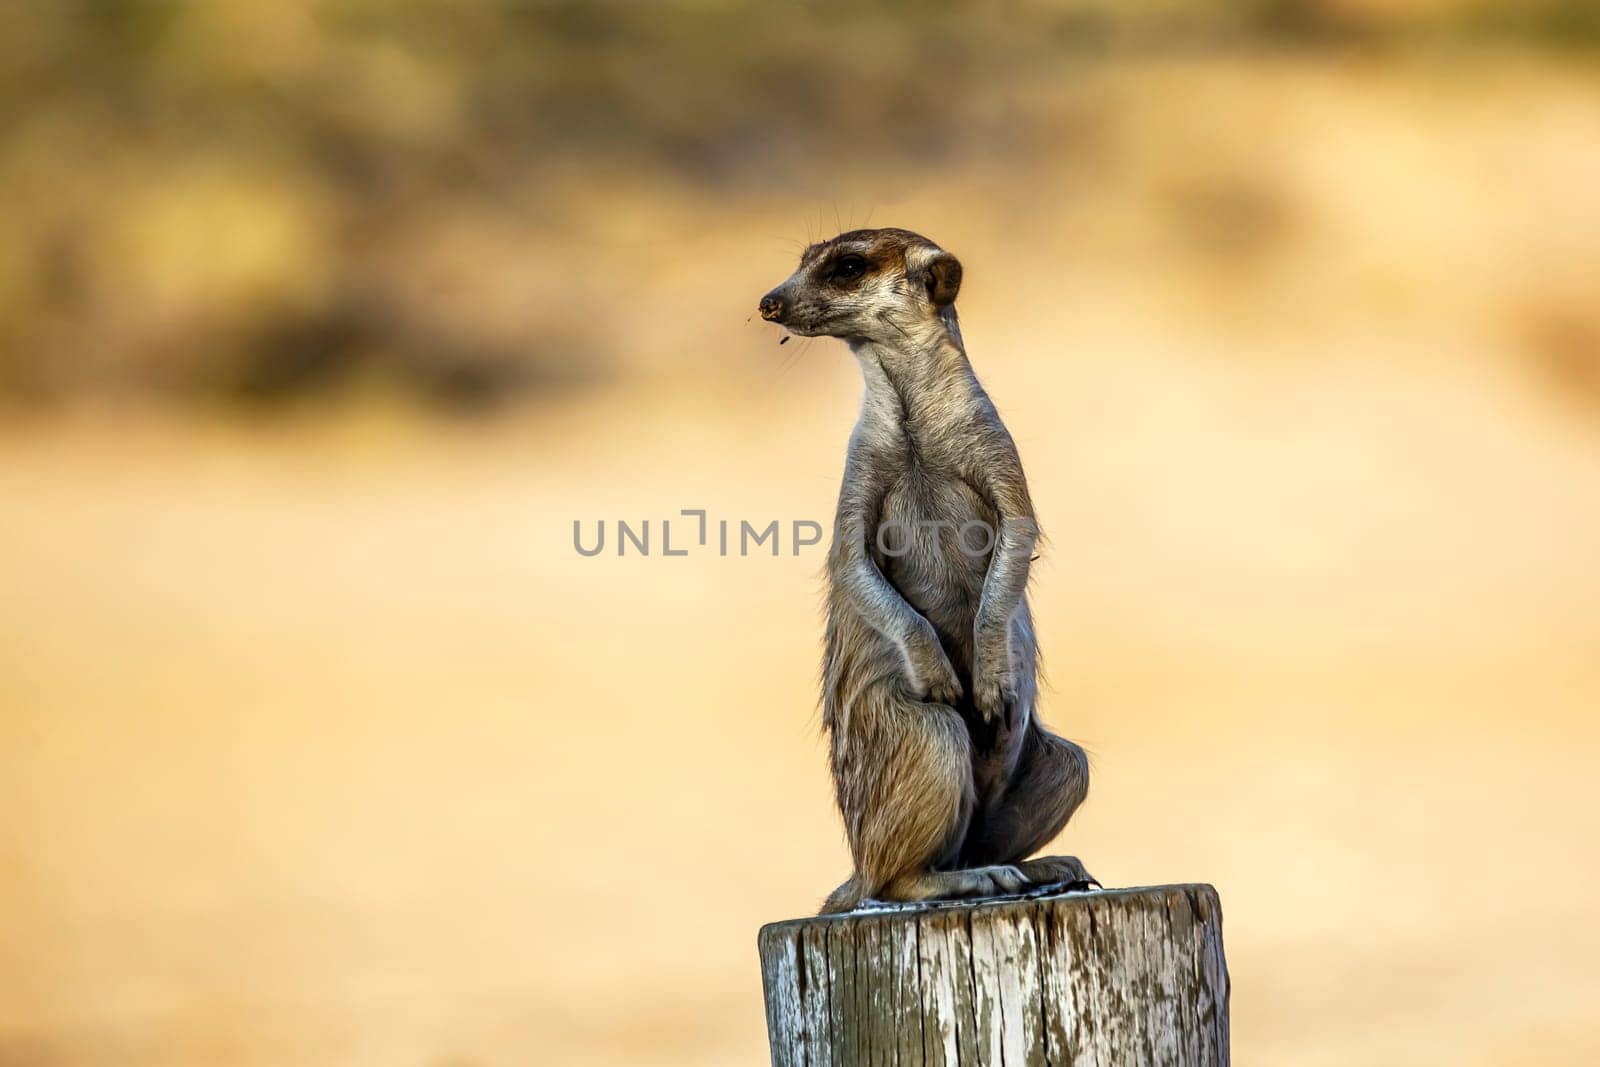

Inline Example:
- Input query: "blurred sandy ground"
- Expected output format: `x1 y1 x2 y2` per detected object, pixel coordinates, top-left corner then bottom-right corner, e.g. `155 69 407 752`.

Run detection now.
5 5 1600 1066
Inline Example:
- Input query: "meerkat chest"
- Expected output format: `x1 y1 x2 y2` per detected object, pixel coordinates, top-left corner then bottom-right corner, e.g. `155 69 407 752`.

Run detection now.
874 468 997 592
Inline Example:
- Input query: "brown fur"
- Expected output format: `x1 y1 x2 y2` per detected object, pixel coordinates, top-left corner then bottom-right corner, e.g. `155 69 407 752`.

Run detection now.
760 228 1093 914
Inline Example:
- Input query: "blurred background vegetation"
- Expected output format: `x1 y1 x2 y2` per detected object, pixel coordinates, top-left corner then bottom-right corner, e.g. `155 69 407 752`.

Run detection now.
4 3 1600 1066
4 0 1599 411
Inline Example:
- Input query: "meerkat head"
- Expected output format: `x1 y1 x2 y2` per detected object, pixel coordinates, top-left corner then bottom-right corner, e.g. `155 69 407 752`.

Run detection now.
758 228 963 344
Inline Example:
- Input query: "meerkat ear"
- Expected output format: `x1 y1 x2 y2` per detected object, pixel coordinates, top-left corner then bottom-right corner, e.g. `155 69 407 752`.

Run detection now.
923 252 962 307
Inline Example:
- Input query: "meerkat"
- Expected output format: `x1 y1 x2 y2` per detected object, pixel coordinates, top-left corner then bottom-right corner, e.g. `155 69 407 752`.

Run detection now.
760 228 1094 914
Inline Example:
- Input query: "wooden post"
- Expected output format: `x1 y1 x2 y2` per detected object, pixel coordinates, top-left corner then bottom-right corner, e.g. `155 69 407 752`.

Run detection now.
758 883 1229 1067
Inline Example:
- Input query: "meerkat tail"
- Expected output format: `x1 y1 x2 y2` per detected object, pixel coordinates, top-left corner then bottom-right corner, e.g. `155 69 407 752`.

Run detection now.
819 877 863 915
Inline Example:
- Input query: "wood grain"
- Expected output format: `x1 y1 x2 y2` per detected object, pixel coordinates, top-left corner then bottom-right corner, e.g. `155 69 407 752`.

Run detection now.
758 884 1229 1067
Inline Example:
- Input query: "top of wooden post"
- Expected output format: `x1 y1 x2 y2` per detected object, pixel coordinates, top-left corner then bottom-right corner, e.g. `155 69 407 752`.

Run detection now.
758 884 1230 1066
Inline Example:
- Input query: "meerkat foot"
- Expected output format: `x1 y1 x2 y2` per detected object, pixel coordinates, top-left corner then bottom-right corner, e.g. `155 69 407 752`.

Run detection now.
1015 855 1098 888
967 864 1032 895
882 864 1032 903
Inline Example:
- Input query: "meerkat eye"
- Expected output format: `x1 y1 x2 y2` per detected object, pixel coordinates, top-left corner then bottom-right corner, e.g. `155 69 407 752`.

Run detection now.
830 254 869 281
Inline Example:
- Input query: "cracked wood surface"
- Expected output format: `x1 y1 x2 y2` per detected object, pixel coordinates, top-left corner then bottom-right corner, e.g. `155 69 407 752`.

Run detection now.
758 884 1229 1067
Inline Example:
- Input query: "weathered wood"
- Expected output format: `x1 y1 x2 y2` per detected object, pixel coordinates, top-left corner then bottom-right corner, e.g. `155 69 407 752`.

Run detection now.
758 884 1230 1067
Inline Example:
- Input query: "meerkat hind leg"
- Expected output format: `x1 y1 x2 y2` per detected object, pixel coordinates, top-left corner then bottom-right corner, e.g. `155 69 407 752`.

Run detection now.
844 696 977 906
962 727 1092 880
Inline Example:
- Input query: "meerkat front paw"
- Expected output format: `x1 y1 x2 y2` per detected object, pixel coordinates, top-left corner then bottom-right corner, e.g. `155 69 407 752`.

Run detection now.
971 648 1016 725
911 655 964 706
972 674 1015 725
904 632 963 706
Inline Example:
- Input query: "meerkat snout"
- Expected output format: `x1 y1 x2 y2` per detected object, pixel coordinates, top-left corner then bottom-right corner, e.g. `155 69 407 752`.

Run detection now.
758 291 787 322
